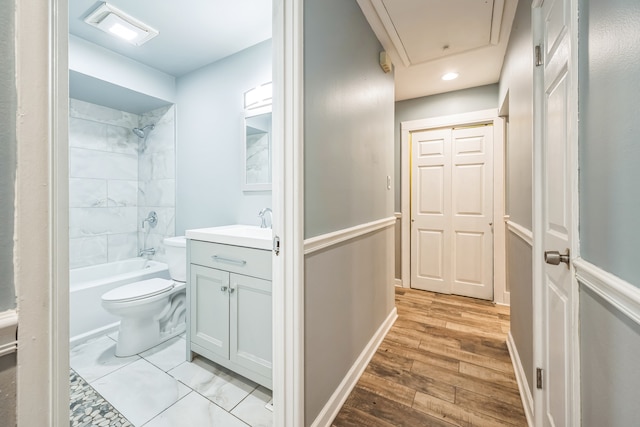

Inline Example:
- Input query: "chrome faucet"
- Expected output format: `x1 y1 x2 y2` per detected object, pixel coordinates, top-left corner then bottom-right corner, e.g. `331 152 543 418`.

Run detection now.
139 247 156 257
142 211 158 229
258 208 272 229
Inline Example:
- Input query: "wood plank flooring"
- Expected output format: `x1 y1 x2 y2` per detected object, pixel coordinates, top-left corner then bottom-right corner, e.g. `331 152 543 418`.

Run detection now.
332 288 527 427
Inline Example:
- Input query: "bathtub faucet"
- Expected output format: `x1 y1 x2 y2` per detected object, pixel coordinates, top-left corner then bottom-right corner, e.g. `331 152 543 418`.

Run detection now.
139 247 156 257
258 208 272 229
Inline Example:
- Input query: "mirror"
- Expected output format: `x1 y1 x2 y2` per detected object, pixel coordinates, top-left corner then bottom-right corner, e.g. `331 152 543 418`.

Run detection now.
242 107 272 191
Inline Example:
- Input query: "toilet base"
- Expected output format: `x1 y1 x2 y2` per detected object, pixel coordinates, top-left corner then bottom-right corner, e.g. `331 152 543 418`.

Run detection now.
115 318 186 357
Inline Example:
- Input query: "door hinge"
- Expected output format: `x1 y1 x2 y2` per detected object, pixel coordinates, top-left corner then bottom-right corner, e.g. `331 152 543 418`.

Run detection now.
273 235 281 256
535 45 543 67
536 368 543 389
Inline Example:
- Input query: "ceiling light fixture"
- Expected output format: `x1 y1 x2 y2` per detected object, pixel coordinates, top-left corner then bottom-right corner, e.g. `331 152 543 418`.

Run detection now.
84 2 159 46
441 72 459 81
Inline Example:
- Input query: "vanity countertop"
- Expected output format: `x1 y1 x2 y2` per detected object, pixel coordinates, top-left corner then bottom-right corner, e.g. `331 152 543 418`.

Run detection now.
186 224 272 250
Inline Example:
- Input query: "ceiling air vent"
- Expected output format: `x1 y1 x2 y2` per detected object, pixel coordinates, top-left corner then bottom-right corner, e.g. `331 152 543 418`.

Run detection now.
84 2 159 46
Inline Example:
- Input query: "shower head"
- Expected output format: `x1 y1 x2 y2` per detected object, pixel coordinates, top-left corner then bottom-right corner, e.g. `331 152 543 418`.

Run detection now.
132 124 155 138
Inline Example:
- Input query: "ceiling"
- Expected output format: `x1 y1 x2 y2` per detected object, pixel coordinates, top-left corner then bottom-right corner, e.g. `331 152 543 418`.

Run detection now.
69 0 516 104
357 0 518 100
69 0 273 77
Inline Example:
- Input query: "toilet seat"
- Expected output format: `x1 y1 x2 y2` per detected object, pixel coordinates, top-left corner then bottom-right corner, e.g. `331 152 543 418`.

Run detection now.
102 278 174 303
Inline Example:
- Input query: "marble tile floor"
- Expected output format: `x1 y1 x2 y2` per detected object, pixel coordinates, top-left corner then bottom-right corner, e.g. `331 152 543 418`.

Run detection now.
70 334 273 427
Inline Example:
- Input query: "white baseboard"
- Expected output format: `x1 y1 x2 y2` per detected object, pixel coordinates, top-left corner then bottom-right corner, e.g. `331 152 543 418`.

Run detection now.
507 332 534 427
310 307 398 427
394 278 403 287
0 310 18 357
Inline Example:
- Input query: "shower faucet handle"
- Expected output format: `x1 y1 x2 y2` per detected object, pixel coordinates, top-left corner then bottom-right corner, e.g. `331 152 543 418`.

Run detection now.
142 211 158 228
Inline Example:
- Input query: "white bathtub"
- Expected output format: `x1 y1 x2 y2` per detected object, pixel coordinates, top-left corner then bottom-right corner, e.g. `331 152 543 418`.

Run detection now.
70 258 170 346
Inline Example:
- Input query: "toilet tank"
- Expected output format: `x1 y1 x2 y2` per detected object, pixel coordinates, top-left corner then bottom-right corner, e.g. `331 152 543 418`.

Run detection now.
163 236 186 282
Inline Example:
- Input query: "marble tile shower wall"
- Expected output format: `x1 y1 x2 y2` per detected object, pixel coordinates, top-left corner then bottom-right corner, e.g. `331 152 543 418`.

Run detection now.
69 99 176 269
138 105 176 264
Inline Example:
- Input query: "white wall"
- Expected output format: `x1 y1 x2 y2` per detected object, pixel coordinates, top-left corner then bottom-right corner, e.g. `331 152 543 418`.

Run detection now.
176 40 272 234
69 35 176 105
303 0 395 424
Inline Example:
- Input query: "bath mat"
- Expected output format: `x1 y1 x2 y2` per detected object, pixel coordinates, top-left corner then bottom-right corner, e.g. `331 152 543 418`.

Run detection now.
70 369 133 427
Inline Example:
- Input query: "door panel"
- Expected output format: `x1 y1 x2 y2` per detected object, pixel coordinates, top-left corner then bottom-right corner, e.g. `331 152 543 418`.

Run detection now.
411 129 451 294
190 265 229 359
411 126 493 300
417 229 445 281
451 126 493 300
229 273 272 379
539 0 575 424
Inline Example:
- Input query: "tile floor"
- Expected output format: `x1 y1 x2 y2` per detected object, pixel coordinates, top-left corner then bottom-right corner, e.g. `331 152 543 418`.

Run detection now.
70 333 273 427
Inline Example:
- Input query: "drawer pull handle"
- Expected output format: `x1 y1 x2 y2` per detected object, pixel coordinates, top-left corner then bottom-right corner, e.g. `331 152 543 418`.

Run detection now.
212 255 247 266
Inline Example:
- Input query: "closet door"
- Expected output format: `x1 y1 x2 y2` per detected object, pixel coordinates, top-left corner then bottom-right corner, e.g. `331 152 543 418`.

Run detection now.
410 128 452 294
450 126 494 300
410 125 494 300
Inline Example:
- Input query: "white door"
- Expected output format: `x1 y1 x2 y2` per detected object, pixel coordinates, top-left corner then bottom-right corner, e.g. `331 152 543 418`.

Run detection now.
411 125 494 300
538 0 577 425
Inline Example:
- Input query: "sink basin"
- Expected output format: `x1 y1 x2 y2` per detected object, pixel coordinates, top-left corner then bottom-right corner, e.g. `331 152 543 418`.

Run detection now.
185 225 272 250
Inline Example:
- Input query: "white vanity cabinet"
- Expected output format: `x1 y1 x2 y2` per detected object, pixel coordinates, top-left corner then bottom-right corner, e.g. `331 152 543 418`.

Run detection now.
187 239 272 389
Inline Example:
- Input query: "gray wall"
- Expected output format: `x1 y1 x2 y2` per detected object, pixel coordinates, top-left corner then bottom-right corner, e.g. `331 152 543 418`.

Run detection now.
304 0 394 238
580 286 640 425
0 0 17 423
0 353 16 426
303 0 395 424
498 0 534 396
176 40 272 234
578 0 640 424
0 0 16 312
578 0 640 286
394 84 498 212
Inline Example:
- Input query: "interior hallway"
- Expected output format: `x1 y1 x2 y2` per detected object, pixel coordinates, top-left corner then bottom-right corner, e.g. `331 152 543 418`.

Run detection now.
333 288 526 426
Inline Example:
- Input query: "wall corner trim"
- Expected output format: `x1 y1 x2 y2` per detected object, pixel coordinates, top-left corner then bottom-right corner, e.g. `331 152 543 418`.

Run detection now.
0 310 18 357
304 216 396 255
309 307 398 427
507 331 534 427
574 258 640 326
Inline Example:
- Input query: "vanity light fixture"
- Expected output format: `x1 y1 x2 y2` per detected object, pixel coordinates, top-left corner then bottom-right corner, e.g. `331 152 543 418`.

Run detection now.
244 82 273 110
441 72 459 81
84 2 159 46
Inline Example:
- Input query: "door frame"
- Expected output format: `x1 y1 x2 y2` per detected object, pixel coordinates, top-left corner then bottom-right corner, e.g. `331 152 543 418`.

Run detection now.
23 0 305 425
400 109 507 304
531 0 581 425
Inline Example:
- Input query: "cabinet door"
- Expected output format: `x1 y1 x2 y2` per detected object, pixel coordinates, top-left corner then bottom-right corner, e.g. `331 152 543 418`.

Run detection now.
190 265 229 359
229 273 272 379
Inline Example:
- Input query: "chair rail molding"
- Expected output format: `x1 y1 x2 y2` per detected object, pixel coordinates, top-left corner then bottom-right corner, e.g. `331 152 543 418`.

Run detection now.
304 216 396 255
574 257 640 326
0 310 18 357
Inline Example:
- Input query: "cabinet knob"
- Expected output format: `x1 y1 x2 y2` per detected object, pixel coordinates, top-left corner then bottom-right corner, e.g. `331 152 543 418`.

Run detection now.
220 286 228 292
228 287 236 294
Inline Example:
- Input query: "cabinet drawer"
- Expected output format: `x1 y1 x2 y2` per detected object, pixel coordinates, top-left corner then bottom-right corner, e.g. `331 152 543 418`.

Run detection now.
189 240 271 280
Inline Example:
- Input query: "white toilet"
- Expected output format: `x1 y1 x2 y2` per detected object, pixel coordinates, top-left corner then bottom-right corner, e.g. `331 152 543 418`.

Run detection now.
101 236 187 357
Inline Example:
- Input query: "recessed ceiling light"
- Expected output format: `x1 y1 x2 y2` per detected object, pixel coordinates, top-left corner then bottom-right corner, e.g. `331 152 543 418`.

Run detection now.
84 3 159 46
442 72 459 81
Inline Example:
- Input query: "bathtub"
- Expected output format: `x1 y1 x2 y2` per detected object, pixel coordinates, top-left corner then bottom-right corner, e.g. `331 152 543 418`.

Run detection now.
70 258 170 346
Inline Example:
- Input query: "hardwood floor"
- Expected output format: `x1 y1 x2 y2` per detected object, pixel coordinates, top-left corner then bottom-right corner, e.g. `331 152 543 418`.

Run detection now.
332 287 527 427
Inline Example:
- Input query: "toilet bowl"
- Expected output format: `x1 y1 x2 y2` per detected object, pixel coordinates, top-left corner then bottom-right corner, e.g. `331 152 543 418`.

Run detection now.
101 236 187 357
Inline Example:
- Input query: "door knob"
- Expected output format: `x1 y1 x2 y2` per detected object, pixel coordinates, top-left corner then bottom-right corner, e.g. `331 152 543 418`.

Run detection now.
544 249 570 268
